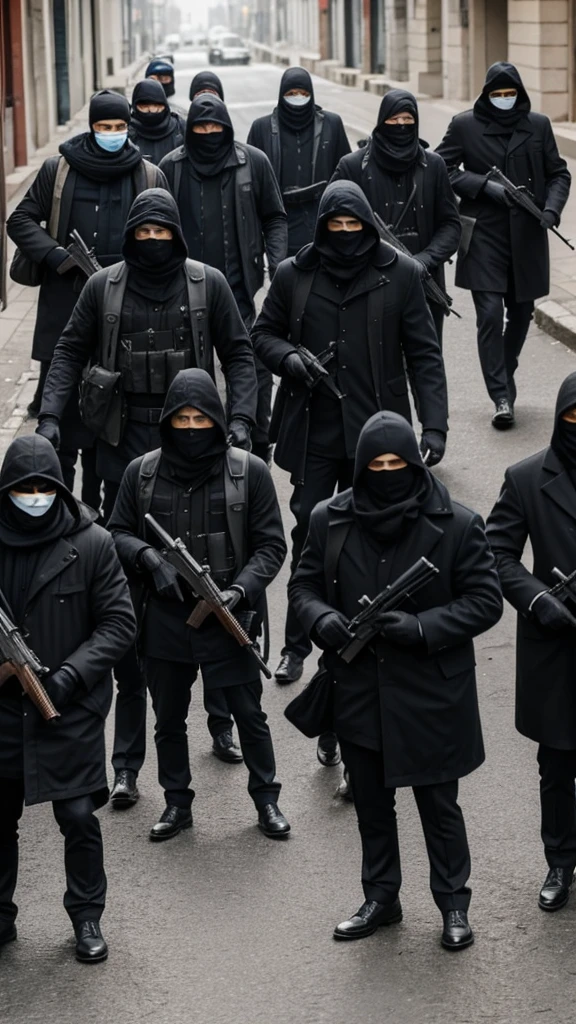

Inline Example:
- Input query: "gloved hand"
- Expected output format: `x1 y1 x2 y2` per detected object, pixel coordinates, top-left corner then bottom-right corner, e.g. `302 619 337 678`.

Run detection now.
36 416 60 450
376 611 423 647
219 587 243 612
420 429 446 467
314 611 353 650
532 592 576 632
282 352 313 384
44 246 72 273
540 209 559 230
140 547 184 602
44 664 80 711
227 418 252 451
483 180 509 205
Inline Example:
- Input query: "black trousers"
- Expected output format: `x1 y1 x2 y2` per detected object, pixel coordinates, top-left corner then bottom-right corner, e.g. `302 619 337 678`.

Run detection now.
0 778 106 927
537 745 576 870
430 300 444 349
144 657 280 810
252 357 273 461
285 451 355 659
471 289 534 403
340 739 472 912
112 646 147 774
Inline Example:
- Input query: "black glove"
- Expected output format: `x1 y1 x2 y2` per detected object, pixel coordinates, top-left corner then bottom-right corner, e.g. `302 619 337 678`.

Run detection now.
227 418 252 451
532 592 576 632
140 548 184 602
420 429 446 468
44 246 72 273
315 611 353 650
36 416 61 450
282 352 313 384
540 209 559 230
483 180 509 205
377 611 423 647
44 664 80 711
219 587 243 612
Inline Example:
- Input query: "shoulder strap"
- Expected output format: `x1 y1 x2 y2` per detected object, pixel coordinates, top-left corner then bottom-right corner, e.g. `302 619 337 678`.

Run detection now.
144 160 157 190
289 268 316 347
137 449 162 536
101 264 129 370
324 518 353 605
269 111 282 181
235 144 252 190
184 259 208 369
311 110 324 179
224 447 249 569
48 156 70 239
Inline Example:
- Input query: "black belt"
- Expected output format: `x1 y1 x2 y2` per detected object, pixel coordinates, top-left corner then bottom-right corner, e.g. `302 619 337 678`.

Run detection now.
127 407 163 424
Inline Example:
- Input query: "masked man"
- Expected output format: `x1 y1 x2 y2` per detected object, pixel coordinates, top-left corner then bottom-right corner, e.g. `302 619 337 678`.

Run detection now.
289 411 502 948
487 372 576 913
0 436 135 962
145 57 187 117
129 78 185 166
437 63 570 428
108 369 290 842
252 180 448 688
189 71 224 104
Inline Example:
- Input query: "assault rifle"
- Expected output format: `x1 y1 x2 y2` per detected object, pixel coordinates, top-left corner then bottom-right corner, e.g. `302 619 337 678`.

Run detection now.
488 167 575 251
373 211 460 318
0 606 59 720
338 556 439 664
548 566 576 605
144 514 272 679
296 343 345 400
57 229 103 278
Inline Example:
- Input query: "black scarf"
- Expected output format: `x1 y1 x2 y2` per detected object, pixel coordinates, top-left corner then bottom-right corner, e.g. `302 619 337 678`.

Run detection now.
0 493 76 549
123 236 187 301
59 131 141 183
131 79 174 139
315 226 377 281
185 96 236 178
353 465 433 541
277 67 315 132
160 425 227 490
371 90 420 173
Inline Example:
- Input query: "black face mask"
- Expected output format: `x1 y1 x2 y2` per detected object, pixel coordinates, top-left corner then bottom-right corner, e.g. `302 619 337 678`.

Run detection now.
327 230 365 258
192 131 227 158
135 239 174 267
169 425 219 460
379 122 417 149
555 419 576 468
362 465 418 506
161 80 175 99
136 108 168 128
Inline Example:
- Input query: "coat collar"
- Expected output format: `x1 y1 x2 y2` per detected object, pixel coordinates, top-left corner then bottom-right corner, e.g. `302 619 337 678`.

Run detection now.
541 446 576 523
327 478 454 521
482 115 534 156
25 537 80 609
293 238 397 273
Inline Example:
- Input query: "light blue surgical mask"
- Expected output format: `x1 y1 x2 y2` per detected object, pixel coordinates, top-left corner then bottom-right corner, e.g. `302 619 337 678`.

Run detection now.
284 94 311 108
9 492 57 517
94 130 128 153
490 95 517 111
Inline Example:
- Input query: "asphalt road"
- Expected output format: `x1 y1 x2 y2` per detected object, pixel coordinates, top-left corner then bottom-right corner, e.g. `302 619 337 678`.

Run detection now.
3 49 576 1024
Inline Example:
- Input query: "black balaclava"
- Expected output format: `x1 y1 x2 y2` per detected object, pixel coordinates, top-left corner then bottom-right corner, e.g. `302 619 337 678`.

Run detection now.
313 180 380 281
185 95 235 177
189 71 224 102
146 59 175 99
159 369 228 489
371 89 420 173
551 372 576 476
473 62 531 129
59 89 141 182
131 79 171 137
0 436 80 549
122 187 188 300
277 66 315 132
352 411 434 541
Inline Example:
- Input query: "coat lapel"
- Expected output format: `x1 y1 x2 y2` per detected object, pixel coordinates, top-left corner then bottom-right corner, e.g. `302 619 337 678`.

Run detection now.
541 448 576 524
25 539 79 609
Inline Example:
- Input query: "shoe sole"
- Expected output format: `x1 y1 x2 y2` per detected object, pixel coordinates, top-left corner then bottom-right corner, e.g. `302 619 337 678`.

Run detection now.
492 418 514 431
333 911 403 941
212 750 244 764
441 932 475 951
0 929 17 948
317 755 342 767
274 675 302 685
149 820 193 842
538 893 571 912
75 949 108 964
110 795 139 809
257 824 291 840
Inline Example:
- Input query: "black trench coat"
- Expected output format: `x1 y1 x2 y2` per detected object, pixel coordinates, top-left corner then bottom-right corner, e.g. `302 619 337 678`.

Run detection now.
487 447 576 749
436 111 570 302
289 485 503 787
0 511 136 804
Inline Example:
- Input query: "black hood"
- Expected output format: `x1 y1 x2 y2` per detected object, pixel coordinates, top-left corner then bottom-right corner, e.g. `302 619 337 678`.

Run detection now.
122 187 188 259
278 66 316 130
371 88 421 172
160 369 227 437
376 89 418 132
313 180 380 248
474 62 531 126
130 78 172 138
189 71 224 102
551 372 576 469
353 411 425 486
0 435 81 518
146 58 175 98
185 95 235 176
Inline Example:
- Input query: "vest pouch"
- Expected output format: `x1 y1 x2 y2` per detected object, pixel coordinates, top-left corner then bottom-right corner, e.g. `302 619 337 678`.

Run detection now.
207 532 235 583
166 350 188 387
79 365 125 445
148 350 168 394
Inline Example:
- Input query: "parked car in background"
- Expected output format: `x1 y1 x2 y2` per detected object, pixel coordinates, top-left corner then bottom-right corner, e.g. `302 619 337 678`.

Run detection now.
208 34 250 65
165 33 181 51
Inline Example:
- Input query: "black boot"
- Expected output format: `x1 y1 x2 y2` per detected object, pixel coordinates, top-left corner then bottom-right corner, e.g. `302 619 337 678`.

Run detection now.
333 899 402 940
212 729 244 764
441 910 474 950
317 732 341 767
257 803 291 839
149 805 193 842
0 922 17 948
538 867 573 911
74 920 108 963
492 398 515 430
110 769 139 808
274 652 303 684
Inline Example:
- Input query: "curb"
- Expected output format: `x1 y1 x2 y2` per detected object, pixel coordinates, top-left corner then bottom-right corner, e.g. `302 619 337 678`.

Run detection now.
535 301 576 353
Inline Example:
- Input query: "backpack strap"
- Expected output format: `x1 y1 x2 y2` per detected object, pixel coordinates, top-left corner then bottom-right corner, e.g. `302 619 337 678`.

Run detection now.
224 446 249 570
324 518 353 606
48 156 70 239
311 109 325 180
289 267 316 347
137 449 162 536
183 259 209 370
101 263 129 371
269 110 282 181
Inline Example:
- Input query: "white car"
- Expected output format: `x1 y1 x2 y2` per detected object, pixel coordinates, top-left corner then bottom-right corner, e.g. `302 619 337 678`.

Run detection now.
208 34 250 66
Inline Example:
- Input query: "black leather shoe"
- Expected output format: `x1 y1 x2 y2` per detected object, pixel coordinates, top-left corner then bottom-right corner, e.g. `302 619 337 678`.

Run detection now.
317 733 341 767
74 920 108 963
335 768 353 802
0 923 16 948
274 652 304 684
149 805 193 842
212 729 244 763
441 910 474 950
110 769 139 808
538 867 573 911
492 398 515 430
333 899 402 940
257 803 291 838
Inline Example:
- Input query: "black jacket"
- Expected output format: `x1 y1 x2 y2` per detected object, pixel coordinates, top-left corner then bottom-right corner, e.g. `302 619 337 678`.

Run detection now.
436 63 571 302
109 370 286 673
6 147 166 362
129 110 186 166
160 140 287 301
252 182 448 482
331 143 461 293
0 436 136 804
289 416 502 786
